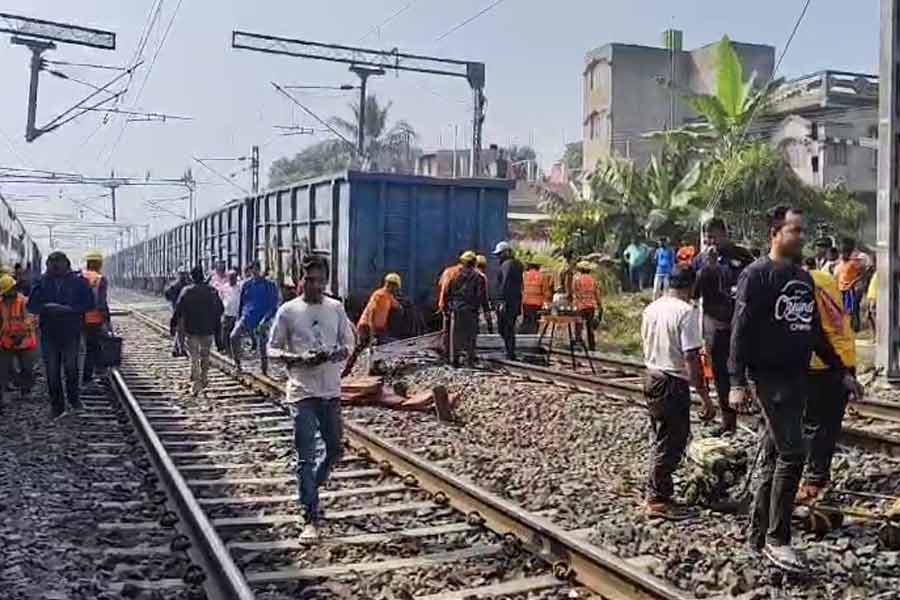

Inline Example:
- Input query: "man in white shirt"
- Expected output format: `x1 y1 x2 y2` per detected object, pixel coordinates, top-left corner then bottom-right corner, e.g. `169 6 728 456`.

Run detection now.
220 270 241 357
641 265 715 520
208 260 230 352
267 255 354 540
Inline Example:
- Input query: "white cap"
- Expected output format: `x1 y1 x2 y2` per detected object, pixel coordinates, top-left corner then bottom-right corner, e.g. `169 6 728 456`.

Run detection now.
492 241 511 255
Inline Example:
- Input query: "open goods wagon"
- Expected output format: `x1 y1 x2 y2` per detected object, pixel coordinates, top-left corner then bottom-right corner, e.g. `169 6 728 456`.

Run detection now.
108 170 511 316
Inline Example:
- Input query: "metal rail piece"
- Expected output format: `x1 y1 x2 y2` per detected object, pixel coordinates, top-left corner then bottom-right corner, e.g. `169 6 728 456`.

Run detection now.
123 307 689 600
107 368 256 600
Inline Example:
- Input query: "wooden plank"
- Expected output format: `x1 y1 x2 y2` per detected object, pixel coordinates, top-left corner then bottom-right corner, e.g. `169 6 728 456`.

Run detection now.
229 522 475 551
214 500 437 528
244 545 502 583
416 575 564 600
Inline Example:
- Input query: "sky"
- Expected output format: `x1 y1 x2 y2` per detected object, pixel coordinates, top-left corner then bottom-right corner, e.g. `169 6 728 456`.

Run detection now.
0 0 881 257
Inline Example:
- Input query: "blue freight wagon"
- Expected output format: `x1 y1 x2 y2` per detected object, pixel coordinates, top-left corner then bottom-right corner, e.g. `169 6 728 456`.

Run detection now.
108 170 512 319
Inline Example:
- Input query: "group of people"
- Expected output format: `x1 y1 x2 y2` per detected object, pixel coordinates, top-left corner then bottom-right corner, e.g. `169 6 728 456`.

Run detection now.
0 251 111 420
641 207 864 573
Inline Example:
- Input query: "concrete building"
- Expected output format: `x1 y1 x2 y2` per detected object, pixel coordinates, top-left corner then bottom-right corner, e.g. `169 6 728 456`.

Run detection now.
582 31 775 171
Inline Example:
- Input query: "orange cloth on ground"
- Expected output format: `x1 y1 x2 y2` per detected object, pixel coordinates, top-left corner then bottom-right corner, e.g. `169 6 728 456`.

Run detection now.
573 273 599 310
358 287 400 334
676 245 696 267
523 270 543 308
834 258 865 292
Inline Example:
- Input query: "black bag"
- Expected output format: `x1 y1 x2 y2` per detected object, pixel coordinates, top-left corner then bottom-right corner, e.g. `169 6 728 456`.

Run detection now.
97 335 123 367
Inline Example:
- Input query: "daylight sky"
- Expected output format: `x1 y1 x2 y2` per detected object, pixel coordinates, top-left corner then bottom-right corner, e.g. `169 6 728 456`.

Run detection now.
0 0 881 255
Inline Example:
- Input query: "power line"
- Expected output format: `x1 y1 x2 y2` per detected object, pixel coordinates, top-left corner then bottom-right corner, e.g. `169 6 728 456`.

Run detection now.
357 1 418 42
435 0 508 43
44 59 128 71
271 83 359 154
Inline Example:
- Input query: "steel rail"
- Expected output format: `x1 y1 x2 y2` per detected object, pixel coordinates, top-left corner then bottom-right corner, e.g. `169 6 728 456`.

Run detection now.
107 367 256 600
489 358 900 457
545 349 900 425
120 306 691 600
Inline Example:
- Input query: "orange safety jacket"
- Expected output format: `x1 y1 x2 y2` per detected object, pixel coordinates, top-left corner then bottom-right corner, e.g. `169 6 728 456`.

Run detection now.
573 273 599 310
358 287 400 335
82 269 105 326
0 294 37 351
437 264 462 312
523 270 544 309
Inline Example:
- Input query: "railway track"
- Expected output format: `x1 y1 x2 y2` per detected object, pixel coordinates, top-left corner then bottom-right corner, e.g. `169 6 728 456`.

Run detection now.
103 308 691 600
490 353 900 457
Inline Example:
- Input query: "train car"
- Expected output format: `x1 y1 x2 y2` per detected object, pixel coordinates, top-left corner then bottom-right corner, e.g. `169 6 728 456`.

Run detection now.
0 190 41 277
108 170 512 319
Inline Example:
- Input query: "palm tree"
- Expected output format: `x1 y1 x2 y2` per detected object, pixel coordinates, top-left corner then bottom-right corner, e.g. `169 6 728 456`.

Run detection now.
331 95 419 171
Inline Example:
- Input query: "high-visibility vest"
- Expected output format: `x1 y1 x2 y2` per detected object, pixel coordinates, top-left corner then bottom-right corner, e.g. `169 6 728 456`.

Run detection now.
523 270 544 308
573 273 597 310
0 294 37 351
540 271 554 304
82 269 105 326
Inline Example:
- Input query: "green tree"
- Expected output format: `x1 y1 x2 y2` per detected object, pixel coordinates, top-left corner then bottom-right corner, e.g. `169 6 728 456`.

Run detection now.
507 145 537 162
268 140 352 188
562 142 583 171
330 95 419 171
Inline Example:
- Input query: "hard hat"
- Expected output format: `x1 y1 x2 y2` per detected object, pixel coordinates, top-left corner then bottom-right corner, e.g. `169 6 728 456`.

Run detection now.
0 275 16 295
492 241 511 255
476 255 487 268
0 265 12 275
84 250 103 263
384 272 402 288
459 250 477 264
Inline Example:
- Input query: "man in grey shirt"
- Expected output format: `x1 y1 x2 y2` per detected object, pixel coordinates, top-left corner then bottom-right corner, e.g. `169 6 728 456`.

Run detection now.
641 265 715 520
267 255 354 541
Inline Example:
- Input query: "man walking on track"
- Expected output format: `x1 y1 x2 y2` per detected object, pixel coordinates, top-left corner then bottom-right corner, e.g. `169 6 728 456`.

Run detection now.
798 257 857 504
208 259 231 352
220 270 241 357
729 206 863 572
165 266 191 357
693 217 755 437
573 261 602 352
0 274 37 410
28 251 94 419
493 241 523 360
231 261 279 375
81 251 111 385
173 266 224 396
268 255 354 541
641 265 715 521
442 251 487 368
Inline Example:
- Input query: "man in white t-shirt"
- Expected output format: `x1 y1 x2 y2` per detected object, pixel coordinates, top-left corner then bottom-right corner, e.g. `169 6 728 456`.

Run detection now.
641 265 715 520
267 255 354 541
220 270 241 357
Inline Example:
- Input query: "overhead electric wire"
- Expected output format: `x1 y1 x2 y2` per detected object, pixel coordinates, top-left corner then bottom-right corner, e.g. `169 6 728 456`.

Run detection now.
357 1 419 42
43 60 128 71
435 0 509 42
271 83 359 154
193 158 250 195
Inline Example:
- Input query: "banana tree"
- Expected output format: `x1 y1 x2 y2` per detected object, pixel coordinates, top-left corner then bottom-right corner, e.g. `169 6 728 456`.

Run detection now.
644 154 703 234
686 36 783 157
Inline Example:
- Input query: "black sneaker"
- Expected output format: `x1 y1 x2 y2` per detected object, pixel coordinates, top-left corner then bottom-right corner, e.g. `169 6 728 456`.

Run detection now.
763 543 807 573
645 501 698 521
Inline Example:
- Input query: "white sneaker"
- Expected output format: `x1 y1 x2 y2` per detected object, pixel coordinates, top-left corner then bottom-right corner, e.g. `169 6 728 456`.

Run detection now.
299 523 319 541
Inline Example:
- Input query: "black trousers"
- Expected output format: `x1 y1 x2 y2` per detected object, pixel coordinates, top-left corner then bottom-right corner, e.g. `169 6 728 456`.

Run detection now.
644 371 691 502
575 308 599 352
82 324 104 383
520 306 541 335
450 309 478 367
749 372 807 548
804 370 847 486
703 324 736 431
497 306 519 358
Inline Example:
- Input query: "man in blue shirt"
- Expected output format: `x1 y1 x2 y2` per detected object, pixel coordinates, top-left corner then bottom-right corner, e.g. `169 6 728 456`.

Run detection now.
27 251 94 419
653 237 675 299
230 260 279 375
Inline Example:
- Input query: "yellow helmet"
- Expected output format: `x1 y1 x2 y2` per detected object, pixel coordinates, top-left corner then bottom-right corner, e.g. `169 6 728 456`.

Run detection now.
0 265 12 275
459 250 477 264
384 272 402 288
476 255 487 268
0 274 16 295
84 250 104 263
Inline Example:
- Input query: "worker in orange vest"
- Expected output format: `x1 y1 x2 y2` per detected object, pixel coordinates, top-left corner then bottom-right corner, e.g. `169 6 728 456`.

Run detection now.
358 273 402 345
0 274 37 407
573 261 602 351
81 251 111 384
521 261 544 334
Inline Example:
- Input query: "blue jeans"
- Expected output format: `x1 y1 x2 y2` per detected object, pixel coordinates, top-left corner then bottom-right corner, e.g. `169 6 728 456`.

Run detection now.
230 318 269 374
294 397 343 521
41 334 81 412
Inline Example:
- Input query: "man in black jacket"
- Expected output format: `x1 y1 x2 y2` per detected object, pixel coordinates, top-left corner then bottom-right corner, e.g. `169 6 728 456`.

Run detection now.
729 206 863 572
693 217 755 436
493 241 523 360
173 266 224 396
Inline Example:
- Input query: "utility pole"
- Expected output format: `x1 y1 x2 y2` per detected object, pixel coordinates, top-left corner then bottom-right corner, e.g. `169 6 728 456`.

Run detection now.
878 0 900 379
250 145 260 194
349 66 385 157
11 37 54 142
106 169 120 222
